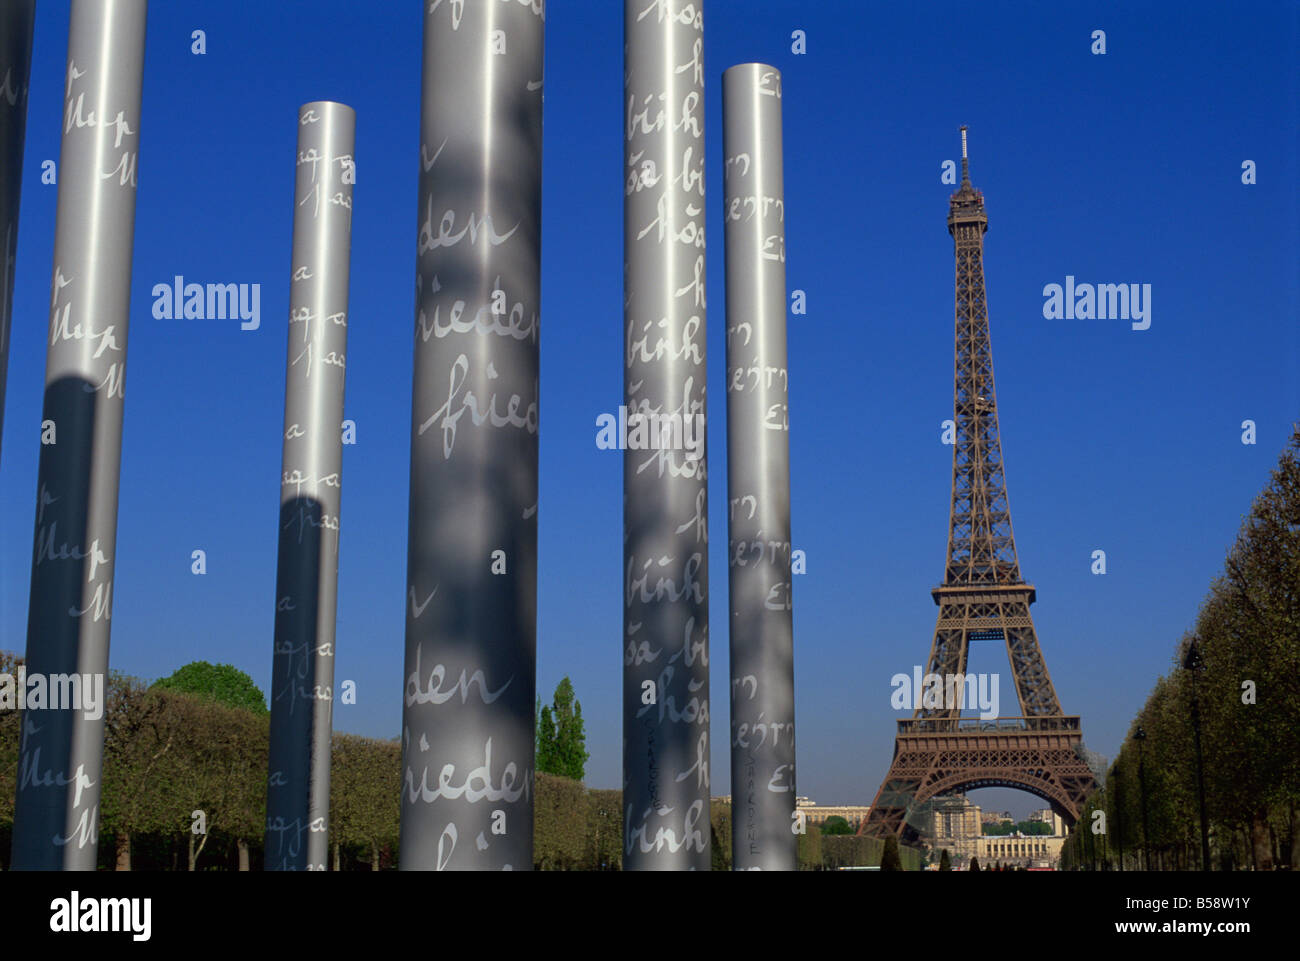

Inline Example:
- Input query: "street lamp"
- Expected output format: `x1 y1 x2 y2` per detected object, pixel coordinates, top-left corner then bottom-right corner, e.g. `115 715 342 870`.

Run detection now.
1136 726 1151 871
1183 638 1212 871
1113 765 1125 871
1101 795 1110 870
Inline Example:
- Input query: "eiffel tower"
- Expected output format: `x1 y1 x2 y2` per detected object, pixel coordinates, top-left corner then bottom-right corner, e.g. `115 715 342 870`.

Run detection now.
860 128 1097 842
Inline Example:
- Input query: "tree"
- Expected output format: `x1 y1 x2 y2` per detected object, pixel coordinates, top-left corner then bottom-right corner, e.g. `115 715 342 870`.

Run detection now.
152 661 268 715
939 848 952 871
99 673 181 870
797 825 823 871
151 691 267 870
1057 426 1300 872
0 650 23 867
536 677 589 781
820 815 853 835
533 772 587 870
880 834 903 871
710 798 733 871
588 788 623 871
536 697 557 774
969 856 981 872
332 734 401 870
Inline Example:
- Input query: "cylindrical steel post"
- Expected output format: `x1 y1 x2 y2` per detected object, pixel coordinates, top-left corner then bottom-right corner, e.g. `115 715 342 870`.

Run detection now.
623 0 711 870
723 63 795 870
0 0 35 467
400 0 543 871
265 101 356 871
10 0 147 871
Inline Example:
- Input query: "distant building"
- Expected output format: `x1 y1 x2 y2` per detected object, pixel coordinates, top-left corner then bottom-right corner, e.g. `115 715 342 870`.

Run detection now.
977 832 1065 868
794 797 871 830
928 794 983 860
1027 808 1066 835
926 796 1067 868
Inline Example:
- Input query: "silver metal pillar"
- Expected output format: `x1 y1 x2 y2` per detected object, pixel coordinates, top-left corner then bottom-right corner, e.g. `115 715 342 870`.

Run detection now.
265 101 356 871
0 0 34 467
722 62 795 870
11 0 148 871
623 0 711 870
400 0 543 871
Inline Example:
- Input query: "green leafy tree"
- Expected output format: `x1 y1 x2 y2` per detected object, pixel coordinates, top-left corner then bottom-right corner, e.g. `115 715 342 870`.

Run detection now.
0 650 22 866
1059 426 1300 872
331 734 400 870
710 798 733 871
880 834 903 871
820 815 853 835
939 848 952 871
536 677 589 781
152 661 268 715
100 673 183 870
536 698 557 773
151 691 267 870
587 789 623 871
533 772 587 869
797 825 823 870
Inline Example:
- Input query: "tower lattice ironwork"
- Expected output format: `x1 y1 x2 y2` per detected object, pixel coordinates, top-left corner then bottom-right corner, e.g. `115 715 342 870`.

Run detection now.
859 128 1097 843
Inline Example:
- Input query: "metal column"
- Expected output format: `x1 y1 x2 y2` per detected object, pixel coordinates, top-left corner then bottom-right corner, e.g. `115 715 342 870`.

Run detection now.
400 0 544 871
0 0 35 467
265 101 356 871
723 62 795 871
623 0 711 870
11 0 148 871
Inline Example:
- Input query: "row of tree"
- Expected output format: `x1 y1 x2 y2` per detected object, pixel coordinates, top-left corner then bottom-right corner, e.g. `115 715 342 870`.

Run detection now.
3 661 928 869
1061 426 1300 870
933 852 1042 872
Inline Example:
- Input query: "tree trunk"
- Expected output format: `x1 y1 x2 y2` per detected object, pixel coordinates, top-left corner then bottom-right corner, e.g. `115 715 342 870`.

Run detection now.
1251 811 1272 870
333 841 341 872
115 832 131 871
371 842 379 871
1291 804 1299 870
188 831 209 871
237 839 250 871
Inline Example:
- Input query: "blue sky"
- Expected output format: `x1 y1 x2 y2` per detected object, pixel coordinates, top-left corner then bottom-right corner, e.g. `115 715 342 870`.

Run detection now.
1 1 1296 817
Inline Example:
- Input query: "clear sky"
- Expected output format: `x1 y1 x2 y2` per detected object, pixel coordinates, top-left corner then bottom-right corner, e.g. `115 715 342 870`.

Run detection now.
1 1 1296 818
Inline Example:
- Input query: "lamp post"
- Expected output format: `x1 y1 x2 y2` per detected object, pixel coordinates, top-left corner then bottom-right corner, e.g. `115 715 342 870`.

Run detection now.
1113 765 1125 871
1101 793 1110 870
1136 726 1151 871
1090 806 1098 871
1183 638 1212 871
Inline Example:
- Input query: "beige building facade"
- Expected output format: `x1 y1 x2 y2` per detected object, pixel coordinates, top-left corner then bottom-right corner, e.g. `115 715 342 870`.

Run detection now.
793 797 871 830
927 794 1068 869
